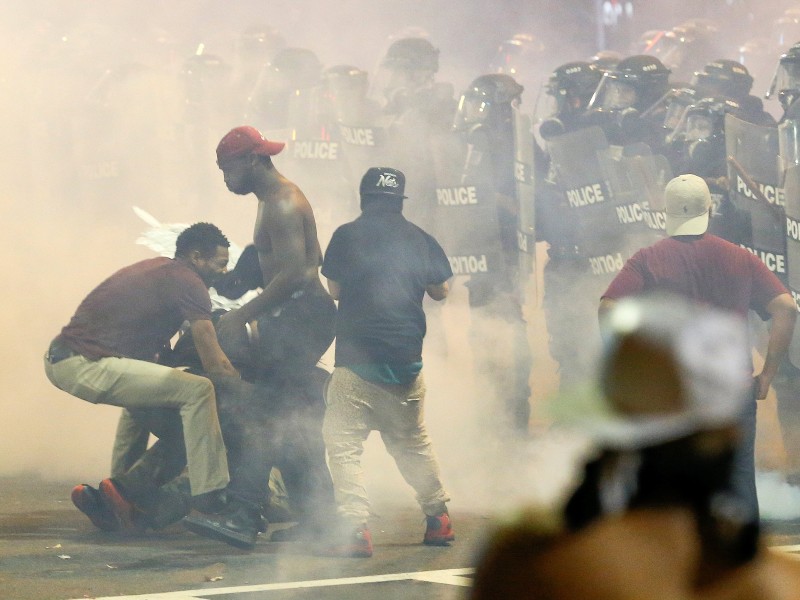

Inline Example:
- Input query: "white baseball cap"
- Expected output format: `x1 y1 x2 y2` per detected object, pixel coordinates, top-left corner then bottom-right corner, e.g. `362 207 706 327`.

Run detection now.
664 174 712 236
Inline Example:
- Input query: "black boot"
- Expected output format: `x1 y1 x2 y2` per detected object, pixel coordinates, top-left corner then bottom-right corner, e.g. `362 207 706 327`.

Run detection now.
183 498 264 550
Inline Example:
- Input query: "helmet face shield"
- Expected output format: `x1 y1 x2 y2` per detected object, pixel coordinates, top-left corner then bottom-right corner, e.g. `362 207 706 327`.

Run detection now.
592 77 638 111
684 113 714 142
663 95 692 131
454 92 491 128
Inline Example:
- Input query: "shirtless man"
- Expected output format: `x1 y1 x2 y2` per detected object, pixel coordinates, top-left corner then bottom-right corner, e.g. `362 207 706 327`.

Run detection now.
183 126 336 549
212 125 334 372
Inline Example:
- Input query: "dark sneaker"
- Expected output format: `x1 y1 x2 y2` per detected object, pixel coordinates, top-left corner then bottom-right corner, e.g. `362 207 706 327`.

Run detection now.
71 484 119 532
183 502 261 550
423 512 455 546
98 478 138 531
318 525 373 558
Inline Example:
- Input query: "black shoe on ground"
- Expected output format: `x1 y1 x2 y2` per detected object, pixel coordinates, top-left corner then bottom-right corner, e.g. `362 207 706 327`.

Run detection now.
183 502 262 550
71 483 119 532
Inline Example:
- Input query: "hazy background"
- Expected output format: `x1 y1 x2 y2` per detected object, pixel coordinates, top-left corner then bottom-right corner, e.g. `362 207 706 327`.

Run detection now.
3 0 799 514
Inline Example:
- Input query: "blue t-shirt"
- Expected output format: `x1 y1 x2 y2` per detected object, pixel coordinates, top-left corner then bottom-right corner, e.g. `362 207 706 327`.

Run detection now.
322 204 453 368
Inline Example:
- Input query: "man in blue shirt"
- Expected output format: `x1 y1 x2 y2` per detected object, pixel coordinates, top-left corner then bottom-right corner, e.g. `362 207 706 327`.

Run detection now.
320 167 454 557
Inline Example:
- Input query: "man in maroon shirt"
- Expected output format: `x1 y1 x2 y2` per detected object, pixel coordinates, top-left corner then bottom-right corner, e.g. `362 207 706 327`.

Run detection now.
599 174 797 520
44 223 239 530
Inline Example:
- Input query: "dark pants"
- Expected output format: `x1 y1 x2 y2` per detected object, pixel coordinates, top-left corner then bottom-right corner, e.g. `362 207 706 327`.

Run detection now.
210 371 336 526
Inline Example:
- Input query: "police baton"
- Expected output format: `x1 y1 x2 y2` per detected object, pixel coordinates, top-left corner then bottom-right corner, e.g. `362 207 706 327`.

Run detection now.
726 155 785 221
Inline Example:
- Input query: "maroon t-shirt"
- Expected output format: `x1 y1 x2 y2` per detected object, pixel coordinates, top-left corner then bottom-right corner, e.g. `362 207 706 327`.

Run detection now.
58 257 212 361
602 234 788 319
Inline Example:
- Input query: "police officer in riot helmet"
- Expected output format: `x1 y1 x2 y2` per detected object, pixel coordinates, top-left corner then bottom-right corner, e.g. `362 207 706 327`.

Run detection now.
314 64 380 128
452 73 533 433
767 41 800 122
666 97 752 245
375 36 455 127
692 59 775 126
245 47 323 130
539 61 603 140
583 54 671 148
454 73 524 198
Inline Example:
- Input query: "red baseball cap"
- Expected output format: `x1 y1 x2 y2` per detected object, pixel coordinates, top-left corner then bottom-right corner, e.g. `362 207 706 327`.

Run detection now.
216 126 285 163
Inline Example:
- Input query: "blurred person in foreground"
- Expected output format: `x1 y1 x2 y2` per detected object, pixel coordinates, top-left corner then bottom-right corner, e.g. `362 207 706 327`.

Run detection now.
472 295 800 600
599 174 797 520
319 167 454 557
45 223 238 530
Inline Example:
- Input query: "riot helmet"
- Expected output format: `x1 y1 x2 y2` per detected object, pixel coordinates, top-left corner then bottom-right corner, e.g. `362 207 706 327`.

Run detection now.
667 97 741 177
691 59 753 102
538 61 602 139
314 64 371 123
246 47 323 129
661 84 697 134
589 55 671 113
589 50 623 74
453 73 523 131
767 42 800 114
546 61 603 116
382 37 439 73
237 26 286 65
373 36 443 111
489 33 545 79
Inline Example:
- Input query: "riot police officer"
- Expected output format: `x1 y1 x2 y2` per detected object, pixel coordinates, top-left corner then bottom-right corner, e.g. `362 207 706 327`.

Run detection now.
583 54 671 150
538 61 603 141
692 59 775 126
767 41 800 122
244 46 323 133
452 73 533 434
370 36 457 232
665 96 752 246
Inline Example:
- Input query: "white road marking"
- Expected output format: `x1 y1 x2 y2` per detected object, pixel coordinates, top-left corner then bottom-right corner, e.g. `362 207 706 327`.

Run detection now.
66 567 476 599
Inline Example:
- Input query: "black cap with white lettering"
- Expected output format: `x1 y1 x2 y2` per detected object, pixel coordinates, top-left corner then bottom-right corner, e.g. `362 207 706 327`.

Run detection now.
359 167 407 199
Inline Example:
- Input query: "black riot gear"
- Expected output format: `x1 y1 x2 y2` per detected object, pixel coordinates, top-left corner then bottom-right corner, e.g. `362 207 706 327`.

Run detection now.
767 42 800 116
692 59 754 102
245 47 323 129
584 55 671 147
589 55 671 113
667 97 741 178
382 37 439 73
453 73 524 132
539 61 602 140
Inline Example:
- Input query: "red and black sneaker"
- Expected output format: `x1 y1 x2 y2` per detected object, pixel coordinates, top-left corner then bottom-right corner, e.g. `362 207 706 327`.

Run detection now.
71 484 119 532
318 525 373 558
98 478 138 531
423 512 455 546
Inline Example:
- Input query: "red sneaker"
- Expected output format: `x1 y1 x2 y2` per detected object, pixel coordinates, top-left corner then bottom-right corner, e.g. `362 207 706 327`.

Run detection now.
98 478 138 531
423 512 455 546
71 484 119 532
319 525 373 558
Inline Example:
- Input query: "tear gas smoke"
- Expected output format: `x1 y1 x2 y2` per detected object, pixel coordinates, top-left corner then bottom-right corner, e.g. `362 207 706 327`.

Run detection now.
2 0 799 522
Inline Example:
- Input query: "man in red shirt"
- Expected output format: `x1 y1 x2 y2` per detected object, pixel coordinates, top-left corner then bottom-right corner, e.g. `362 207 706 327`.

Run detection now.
45 222 239 530
599 174 797 519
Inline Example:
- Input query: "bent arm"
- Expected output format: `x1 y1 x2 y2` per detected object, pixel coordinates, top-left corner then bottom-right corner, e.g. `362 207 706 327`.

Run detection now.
426 280 449 301
190 319 239 377
756 293 797 398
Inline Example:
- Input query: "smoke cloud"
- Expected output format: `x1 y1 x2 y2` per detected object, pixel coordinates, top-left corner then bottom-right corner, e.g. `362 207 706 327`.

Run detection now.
2 0 799 521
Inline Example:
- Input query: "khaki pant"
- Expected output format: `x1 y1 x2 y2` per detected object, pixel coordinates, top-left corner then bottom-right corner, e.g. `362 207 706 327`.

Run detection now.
44 353 228 496
322 367 449 524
